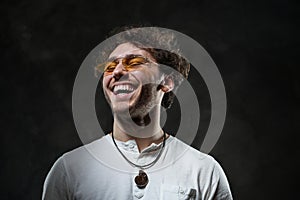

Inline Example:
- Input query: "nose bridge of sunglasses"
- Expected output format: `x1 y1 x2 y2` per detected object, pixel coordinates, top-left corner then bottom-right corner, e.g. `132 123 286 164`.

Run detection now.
109 60 125 73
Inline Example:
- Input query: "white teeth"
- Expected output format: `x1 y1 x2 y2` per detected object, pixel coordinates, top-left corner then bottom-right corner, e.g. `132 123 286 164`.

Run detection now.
113 84 134 93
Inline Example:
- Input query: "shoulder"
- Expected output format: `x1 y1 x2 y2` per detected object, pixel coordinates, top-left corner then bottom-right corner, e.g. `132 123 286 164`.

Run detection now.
64 135 109 155
166 136 230 182
56 135 110 168
168 136 217 166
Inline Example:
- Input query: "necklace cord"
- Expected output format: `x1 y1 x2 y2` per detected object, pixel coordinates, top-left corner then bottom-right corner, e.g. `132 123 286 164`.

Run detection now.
111 131 166 170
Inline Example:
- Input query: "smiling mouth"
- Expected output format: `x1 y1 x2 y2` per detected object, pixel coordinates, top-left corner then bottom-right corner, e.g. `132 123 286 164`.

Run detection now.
112 84 137 95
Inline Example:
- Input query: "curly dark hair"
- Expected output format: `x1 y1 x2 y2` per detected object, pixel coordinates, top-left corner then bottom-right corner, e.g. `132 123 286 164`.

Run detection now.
96 26 190 109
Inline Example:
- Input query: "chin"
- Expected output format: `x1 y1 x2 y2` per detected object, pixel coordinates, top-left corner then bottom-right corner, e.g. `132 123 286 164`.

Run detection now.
111 100 136 117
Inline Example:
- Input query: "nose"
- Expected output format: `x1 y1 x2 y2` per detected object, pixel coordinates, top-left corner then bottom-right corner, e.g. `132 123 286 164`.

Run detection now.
112 61 126 79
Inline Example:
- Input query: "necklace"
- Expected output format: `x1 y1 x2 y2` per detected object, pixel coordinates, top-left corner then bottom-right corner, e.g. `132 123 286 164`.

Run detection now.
111 131 166 189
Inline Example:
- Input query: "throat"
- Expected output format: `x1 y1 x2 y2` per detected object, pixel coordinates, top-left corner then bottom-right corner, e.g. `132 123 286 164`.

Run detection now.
131 114 151 126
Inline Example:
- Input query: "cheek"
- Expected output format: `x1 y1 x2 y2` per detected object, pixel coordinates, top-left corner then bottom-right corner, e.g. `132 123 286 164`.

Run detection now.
101 77 111 102
132 70 161 85
102 75 111 88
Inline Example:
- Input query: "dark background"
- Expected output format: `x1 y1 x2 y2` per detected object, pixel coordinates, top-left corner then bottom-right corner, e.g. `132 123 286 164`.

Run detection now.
1 0 299 199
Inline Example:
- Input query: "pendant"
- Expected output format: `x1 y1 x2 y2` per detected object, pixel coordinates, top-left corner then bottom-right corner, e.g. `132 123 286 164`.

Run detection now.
134 170 148 189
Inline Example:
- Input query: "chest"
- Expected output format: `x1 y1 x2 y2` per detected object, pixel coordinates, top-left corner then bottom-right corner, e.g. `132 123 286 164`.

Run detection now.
72 164 200 200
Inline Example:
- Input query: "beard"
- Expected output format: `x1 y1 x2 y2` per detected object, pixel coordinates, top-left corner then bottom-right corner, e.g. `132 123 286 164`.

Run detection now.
129 83 160 118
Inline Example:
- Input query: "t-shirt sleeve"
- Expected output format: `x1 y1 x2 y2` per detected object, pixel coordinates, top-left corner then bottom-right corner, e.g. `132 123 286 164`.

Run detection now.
42 156 71 200
210 160 233 200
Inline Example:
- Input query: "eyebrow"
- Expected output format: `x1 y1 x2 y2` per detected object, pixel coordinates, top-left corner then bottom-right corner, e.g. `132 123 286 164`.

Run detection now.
107 54 144 62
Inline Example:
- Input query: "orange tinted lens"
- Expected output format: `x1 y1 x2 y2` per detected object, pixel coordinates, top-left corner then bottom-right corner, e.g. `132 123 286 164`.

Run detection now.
125 57 147 68
104 61 117 72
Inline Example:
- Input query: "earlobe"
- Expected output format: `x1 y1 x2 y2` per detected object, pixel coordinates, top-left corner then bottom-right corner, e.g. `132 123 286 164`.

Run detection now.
160 85 171 93
160 75 174 93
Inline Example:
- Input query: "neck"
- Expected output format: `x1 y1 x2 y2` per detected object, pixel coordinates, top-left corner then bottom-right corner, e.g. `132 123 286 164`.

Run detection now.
112 105 165 152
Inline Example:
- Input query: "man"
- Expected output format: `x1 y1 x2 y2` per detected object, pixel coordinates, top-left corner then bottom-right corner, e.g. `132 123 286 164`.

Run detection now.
42 27 233 200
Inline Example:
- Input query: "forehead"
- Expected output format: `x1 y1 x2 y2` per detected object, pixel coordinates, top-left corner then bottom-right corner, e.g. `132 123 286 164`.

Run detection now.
108 43 152 59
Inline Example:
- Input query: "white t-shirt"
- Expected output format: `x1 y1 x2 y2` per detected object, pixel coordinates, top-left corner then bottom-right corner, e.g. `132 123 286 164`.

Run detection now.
42 135 233 200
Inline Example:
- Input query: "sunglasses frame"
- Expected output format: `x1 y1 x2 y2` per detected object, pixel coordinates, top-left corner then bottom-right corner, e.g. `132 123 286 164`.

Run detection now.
96 54 158 74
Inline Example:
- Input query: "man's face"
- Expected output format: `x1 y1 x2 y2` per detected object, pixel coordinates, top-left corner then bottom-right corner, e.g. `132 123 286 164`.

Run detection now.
102 43 164 118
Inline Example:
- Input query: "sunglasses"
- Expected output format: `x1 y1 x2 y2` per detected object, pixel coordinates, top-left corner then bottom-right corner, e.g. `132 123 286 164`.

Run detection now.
96 55 157 74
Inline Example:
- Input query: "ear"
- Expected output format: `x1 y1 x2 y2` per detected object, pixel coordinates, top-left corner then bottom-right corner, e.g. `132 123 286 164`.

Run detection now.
160 75 174 93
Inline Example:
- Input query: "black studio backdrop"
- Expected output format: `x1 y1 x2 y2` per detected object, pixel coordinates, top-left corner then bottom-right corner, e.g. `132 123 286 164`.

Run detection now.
1 0 299 199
